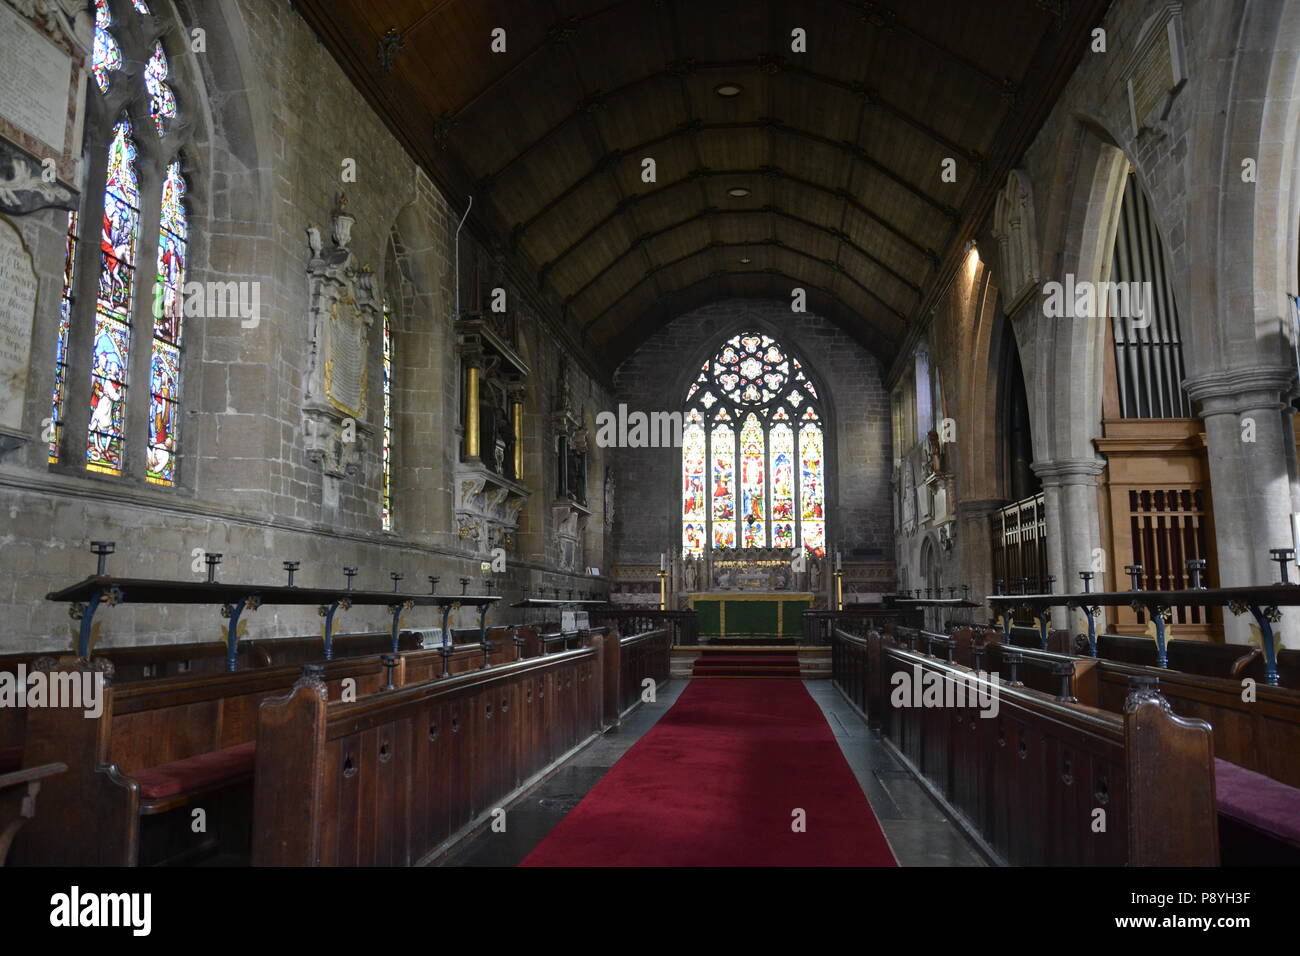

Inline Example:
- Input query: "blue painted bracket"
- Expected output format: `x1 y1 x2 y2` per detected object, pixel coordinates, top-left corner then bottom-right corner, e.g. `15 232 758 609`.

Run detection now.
1082 605 1099 657
221 594 261 671
439 602 457 677
389 600 414 654
478 603 491 669
319 597 352 661
1246 604 1282 687
1133 600 1170 668
72 585 123 659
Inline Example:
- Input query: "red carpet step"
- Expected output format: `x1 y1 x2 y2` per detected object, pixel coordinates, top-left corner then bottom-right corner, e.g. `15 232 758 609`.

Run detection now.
520 678 897 867
692 653 801 677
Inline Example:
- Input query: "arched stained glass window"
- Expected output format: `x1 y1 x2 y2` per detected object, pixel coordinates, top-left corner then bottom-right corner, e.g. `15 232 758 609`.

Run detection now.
88 117 140 475
147 161 186 484
53 6 192 486
381 301 394 530
682 332 827 556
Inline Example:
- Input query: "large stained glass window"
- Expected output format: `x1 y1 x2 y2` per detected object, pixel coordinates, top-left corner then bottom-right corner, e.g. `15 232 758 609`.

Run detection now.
381 302 394 530
57 8 191 486
681 332 828 556
146 161 186 484
88 118 140 476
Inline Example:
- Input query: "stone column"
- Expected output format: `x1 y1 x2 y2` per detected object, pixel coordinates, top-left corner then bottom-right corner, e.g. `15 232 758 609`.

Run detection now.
956 497 1003 620
1185 368 1299 644
1034 458 1106 636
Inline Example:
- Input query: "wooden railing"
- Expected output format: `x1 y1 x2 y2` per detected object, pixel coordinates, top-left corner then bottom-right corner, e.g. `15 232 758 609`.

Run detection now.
803 607 915 645
598 608 698 646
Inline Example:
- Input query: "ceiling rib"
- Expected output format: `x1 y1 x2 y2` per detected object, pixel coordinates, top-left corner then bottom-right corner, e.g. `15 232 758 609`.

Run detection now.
473 55 988 185
603 269 897 358
510 118 960 241
581 240 908 334
562 206 922 307
537 165 939 282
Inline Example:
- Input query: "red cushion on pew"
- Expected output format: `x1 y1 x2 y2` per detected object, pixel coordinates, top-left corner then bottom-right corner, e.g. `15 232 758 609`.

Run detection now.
134 741 256 801
1214 758 1300 848
0 745 21 774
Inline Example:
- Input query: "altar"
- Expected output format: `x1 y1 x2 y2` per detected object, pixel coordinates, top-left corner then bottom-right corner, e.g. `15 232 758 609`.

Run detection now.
688 592 814 639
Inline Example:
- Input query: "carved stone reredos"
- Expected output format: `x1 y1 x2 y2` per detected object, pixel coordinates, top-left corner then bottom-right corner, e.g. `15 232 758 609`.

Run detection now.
303 192 377 479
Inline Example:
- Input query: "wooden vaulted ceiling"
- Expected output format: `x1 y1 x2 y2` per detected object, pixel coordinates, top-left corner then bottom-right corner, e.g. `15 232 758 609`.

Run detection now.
294 0 1110 366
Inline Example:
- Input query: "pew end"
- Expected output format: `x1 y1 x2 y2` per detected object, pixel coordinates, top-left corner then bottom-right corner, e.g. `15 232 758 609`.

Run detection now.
1124 684 1219 866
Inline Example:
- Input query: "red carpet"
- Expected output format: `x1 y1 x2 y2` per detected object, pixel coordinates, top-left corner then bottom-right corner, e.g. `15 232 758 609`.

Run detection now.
520 679 897 866
692 653 801 677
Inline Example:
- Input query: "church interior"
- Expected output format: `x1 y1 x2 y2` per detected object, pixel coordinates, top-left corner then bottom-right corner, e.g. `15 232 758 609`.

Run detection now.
0 0 1298 899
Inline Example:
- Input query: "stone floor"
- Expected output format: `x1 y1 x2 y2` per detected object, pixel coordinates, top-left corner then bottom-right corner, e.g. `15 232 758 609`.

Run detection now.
436 678 987 867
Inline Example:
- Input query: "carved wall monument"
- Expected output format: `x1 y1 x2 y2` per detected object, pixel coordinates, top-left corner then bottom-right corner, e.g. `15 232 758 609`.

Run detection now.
0 214 38 450
455 315 530 560
303 195 377 478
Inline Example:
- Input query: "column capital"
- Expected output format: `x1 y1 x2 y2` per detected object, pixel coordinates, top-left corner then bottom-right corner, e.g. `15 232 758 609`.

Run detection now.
1184 366 1295 415
1031 456 1105 484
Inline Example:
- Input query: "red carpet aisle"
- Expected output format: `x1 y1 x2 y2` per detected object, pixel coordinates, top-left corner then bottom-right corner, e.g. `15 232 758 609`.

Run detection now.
521 679 897 866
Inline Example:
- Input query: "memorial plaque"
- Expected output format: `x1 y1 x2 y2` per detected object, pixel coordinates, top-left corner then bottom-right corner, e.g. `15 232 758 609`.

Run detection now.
0 215 38 436
0 3 72 153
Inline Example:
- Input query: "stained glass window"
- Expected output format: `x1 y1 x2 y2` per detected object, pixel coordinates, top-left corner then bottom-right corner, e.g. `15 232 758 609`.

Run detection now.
381 302 394 530
682 332 827 556
146 161 186 484
770 416 795 548
710 415 737 549
92 0 121 94
681 408 706 554
144 41 176 137
799 409 826 556
740 412 765 547
88 118 140 476
49 211 78 462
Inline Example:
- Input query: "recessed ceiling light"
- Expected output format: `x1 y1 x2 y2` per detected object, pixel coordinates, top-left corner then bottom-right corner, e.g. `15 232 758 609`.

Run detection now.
714 83 742 97
739 256 752 264
727 186 750 198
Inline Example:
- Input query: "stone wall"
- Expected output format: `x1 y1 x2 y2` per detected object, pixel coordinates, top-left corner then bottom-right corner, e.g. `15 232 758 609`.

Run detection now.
0 0 611 650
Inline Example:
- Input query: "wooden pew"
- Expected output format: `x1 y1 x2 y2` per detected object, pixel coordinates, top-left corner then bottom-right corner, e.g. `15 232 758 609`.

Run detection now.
618 628 672 717
8 654 394 866
252 641 607 866
949 625 1300 863
0 763 66 865
833 627 1218 865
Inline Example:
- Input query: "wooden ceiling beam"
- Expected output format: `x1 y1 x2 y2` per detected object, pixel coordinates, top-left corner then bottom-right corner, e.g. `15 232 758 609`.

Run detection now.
599 270 897 362
537 165 938 283
562 206 922 308
580 240 907 336
511 118 959 240
476 54 989 186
